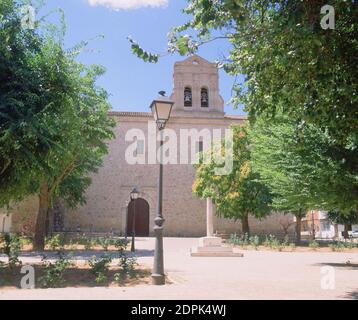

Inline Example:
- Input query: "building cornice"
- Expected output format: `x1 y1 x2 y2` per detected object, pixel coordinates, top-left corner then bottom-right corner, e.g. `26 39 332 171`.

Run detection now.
108 111 248 121
108 111 152 118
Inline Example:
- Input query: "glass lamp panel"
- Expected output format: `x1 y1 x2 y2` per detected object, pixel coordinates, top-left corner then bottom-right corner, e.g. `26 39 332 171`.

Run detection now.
155 101 172 121
131 188 139 200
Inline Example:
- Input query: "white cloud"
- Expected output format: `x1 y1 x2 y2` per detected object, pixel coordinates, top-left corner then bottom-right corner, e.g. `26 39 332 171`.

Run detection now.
85 0 168 10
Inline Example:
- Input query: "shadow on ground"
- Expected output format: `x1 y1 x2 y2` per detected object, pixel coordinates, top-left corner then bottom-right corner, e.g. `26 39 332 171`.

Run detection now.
313 262 358 270
342 290 358 300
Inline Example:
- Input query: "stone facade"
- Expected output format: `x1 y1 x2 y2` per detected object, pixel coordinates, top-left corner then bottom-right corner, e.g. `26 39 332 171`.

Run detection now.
0 196 38 235
64 55 295 237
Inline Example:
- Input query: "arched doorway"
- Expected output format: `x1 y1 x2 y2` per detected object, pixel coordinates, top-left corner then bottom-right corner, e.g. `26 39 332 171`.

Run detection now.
127 198 150 237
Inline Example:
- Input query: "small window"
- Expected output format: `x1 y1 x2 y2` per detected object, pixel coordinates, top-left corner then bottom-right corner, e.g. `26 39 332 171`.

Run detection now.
201 88 209 107
184 87 192 107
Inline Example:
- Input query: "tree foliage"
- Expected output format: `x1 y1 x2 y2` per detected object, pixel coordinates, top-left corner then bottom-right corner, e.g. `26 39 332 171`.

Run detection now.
193 125 272 234
250 117 358 214
0 0 115 249
327 210 358 226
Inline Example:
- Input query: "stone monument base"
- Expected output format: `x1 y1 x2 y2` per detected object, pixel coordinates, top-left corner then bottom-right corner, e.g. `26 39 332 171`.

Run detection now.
190 236 243 257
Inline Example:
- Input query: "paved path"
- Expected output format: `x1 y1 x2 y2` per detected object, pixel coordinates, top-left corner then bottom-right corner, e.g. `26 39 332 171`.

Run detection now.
1 238 357 300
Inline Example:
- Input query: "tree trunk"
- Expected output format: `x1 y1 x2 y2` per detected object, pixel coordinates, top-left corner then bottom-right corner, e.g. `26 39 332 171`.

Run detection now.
295 215 302 244
34 180 50 251
343 224 351 239
45 205 55 237
241 215 250 236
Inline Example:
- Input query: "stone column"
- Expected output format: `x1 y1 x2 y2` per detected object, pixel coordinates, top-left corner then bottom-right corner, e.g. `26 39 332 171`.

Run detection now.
206 197 214 237
191 197 243 257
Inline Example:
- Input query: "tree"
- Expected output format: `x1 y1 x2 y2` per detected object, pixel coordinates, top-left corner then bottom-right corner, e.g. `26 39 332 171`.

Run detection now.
250 116 358 242
0 0 115 250
0 0 54 203
130 0 358 218
32 62 114 250
192 125 272 235
327 210 358 239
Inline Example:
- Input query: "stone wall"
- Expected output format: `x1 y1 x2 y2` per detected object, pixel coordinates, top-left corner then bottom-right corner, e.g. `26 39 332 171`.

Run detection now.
64 113 296 238
0 196 39 235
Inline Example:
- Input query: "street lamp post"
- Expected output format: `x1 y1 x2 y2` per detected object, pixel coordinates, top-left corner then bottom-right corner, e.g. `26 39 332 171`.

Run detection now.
125 200 129 241
130 187 139 252
150 91 174 285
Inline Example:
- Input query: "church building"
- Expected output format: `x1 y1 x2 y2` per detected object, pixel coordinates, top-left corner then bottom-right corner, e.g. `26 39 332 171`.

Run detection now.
1 55 293 237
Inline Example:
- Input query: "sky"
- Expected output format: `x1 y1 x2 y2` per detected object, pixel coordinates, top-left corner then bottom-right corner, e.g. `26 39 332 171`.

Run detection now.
40 0 245 115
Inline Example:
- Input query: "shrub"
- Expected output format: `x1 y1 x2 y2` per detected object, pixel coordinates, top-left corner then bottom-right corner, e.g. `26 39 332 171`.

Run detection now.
344 239 356 249
89 255 112 284
39 253 72 288
228 233 250 247
113 272 123 283
115 240 137 281
0 233 22 269
19 236 32 248
94 272 107 284
329 239 358 251
84 238 95 251
68 239 76 251
282 235 290 247
96 237 110 251
119 252 137 275
308 240 319 250
228 234 240 246
114 239 129 251
249 235 260 249
329 241 345 252
75 234 89 248
263 234 280 249
242 233 249 246
45 234 65 251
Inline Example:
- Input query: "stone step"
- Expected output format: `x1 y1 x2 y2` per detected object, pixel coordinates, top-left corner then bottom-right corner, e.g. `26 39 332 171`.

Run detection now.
196 246 234 253
190 247 244 257
198 236 223 247
190 250 244 258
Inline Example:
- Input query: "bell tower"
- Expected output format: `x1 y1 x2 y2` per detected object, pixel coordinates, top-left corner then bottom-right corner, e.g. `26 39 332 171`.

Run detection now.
170 55 225 118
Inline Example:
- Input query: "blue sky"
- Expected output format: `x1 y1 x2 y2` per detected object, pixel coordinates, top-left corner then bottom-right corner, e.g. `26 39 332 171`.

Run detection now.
40 0 245 115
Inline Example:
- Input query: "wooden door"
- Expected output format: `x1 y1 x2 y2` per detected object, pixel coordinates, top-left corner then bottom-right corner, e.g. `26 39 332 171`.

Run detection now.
127 198 150 237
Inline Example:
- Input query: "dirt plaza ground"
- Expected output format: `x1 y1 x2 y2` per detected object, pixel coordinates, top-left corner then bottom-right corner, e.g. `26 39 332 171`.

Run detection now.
0 237 357 300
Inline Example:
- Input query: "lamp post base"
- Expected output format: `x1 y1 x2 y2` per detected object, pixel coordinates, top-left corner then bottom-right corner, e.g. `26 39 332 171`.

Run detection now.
152 218 165 285
131 235 135 252
151 273 165 285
